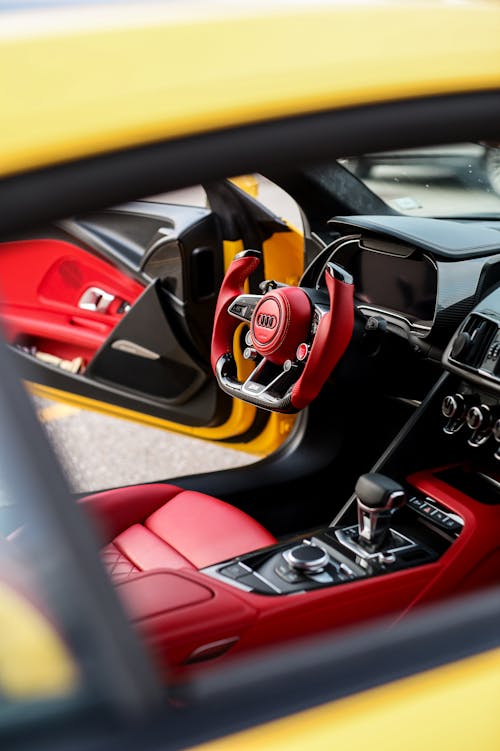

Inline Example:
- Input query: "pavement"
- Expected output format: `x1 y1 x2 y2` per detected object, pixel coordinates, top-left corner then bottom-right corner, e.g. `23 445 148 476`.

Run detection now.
34 396 256 493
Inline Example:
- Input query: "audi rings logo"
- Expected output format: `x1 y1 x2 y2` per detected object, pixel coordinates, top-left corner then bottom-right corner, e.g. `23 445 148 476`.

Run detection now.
256 313 277 329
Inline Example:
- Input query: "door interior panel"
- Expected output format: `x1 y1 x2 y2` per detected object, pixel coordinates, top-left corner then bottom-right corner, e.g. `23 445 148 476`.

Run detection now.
0 238 144 368
0 201 242 433
87 280 209 406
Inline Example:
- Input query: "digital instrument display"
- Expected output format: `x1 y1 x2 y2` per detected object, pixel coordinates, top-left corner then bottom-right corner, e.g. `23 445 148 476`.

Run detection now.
351 251 437 321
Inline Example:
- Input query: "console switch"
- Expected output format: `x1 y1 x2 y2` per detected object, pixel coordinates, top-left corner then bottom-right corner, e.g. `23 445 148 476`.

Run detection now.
441 393 470 434
466 404 493 447
283 543 329 572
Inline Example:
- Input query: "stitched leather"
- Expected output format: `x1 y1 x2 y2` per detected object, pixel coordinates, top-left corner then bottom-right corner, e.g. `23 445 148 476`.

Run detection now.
145 490 277 568
113 524 196 571
101 542 140 581
87 484 277 576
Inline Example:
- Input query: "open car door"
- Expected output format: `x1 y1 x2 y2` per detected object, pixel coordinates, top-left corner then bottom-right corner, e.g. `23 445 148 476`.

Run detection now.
0 178 303 451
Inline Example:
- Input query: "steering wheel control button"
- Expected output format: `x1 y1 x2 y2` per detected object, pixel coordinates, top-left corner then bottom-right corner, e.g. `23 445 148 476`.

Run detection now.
283 543 329 572
243 347 258 360
228 295 259 322
296 342 309 362
231 302 247 317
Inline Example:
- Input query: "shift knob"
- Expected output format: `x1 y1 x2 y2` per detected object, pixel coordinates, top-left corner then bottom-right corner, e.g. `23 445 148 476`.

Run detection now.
355 473 406 550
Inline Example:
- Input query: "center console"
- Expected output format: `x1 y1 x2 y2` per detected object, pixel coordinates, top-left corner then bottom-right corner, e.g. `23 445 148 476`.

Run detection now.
203 473 462 596
119 291 500 674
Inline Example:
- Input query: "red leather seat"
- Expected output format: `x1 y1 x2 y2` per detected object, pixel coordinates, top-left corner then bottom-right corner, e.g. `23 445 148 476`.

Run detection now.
79 483 277 581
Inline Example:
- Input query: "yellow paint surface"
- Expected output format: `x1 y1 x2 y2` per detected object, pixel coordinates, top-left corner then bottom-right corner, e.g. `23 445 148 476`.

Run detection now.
191 647 500 751
1 1 499 176
37 402 79 423
0 581 78 699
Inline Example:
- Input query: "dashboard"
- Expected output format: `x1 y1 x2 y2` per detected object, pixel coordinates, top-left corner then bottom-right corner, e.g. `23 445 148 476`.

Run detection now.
301 214 500 468
303 215 500 350
346 245 436 324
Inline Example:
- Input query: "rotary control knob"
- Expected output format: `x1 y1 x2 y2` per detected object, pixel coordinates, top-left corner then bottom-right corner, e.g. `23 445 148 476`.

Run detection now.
466 404 494 447
442 393 466 419
466 404 492 431
441 393 472 435
283 543 329 573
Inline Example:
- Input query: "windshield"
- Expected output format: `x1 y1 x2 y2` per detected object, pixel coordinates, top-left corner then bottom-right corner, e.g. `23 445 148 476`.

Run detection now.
339 142 500 218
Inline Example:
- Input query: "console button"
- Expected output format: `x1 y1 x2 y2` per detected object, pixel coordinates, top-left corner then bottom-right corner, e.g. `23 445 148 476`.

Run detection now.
238 573 277 594
275 564 302 583
408 494 463 534
219 562 250 580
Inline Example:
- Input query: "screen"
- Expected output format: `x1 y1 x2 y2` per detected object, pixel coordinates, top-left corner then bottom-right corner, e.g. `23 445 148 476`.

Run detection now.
352 251 436 321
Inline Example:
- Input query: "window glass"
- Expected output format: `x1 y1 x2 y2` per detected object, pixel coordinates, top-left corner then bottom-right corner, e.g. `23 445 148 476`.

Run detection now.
340 142 500 217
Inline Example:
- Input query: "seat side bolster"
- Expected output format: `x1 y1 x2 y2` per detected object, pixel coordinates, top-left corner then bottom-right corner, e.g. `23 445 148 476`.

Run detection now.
79 483 183 543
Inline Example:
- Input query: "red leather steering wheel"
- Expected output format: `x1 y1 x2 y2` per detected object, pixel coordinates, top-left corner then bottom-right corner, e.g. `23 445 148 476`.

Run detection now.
211 249 355 412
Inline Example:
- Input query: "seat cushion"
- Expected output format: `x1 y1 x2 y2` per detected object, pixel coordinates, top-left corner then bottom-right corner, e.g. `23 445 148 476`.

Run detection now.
80 483 277 580
101 542 140 581
144 489 277 569
113 524 196 572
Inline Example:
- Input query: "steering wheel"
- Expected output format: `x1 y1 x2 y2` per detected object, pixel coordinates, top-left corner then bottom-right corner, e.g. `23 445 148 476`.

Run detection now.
211 249 355 413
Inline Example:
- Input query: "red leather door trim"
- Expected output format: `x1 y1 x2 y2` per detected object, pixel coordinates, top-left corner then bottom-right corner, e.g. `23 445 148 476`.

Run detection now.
0 239 143 360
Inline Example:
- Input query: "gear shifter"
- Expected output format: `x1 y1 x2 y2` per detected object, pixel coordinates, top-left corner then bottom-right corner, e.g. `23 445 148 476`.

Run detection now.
355 473 406 550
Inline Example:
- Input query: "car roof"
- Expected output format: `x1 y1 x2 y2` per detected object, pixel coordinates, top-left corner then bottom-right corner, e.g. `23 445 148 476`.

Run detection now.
1 0 500 178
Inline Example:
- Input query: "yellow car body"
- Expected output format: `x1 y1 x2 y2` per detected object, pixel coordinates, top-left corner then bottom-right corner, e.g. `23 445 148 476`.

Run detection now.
1 1 500 749
2 1 500 176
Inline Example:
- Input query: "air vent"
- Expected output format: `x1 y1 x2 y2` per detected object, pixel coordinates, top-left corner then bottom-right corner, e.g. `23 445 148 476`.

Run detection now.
450 314 498 368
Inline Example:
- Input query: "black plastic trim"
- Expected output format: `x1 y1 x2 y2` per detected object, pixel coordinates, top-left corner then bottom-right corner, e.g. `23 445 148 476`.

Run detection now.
1 92 500 236
330 215 500 259
13 346 231 429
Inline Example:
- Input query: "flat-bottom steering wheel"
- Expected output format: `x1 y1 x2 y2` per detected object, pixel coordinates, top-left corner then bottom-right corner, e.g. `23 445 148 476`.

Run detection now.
211 249 354 413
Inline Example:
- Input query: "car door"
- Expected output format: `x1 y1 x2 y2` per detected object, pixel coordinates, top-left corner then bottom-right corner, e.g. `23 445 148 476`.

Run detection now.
0 178 303 451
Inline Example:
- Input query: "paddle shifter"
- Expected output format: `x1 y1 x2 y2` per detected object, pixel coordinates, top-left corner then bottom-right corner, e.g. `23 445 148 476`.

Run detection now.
355 473 406 551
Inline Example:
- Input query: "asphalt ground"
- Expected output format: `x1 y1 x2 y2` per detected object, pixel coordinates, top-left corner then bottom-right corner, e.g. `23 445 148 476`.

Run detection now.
34 396 256 493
